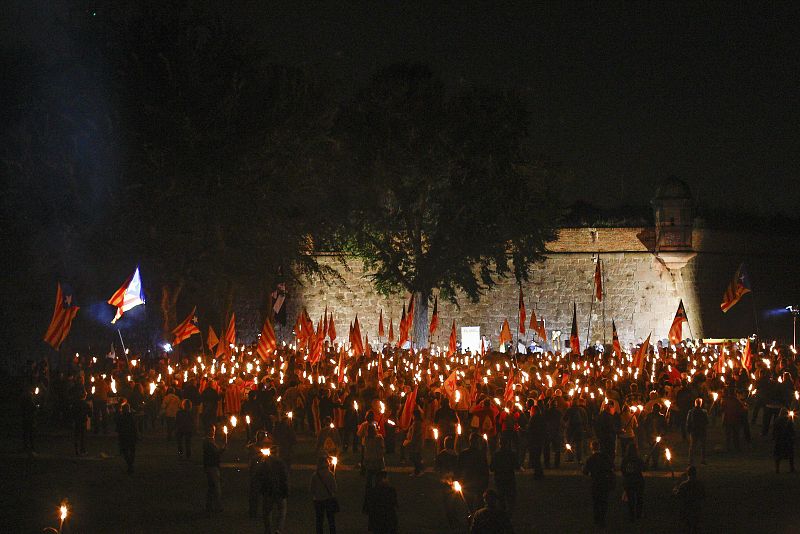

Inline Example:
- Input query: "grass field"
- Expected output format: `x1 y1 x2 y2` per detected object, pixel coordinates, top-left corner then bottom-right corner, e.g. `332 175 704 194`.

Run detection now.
1 415 799 533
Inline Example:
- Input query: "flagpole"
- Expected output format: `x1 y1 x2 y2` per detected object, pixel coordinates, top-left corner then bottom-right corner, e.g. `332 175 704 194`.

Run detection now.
117 329 129 363
601 257 607 344
750 292 759 337
586 293 594 349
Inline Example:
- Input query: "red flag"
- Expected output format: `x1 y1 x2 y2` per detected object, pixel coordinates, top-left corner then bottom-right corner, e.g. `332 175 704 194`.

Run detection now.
378 309 385 338
529 308 538 336
327 312 337 342
448 320 457 357
352 315 364 355
364 333 372 359
429 297 439 338
388 317 395 343
536 315 547 341
256 316 277 361
668 300 688 345
742 339 753 372
594 258 603 302
207 326 219 350
721 263 751 313
499 319 513 347
633 333 651 372
442 370 458 402
309 317 325 364
503 368 516 403
172 306 200 346
399 386 418 429
612 319 622 356
518 289 526 335
337 347 346 384
398 304 409 347
377 347 384 381
43 283 79 349
569 303 580 355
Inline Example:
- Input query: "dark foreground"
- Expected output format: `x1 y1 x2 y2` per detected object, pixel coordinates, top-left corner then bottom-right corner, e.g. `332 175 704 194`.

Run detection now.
1 420 799 533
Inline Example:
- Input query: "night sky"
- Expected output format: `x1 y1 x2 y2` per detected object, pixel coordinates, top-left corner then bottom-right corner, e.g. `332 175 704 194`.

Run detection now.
3 1 799 213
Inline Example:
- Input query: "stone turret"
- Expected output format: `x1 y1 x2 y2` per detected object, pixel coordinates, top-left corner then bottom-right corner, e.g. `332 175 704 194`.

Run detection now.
651 176 695 269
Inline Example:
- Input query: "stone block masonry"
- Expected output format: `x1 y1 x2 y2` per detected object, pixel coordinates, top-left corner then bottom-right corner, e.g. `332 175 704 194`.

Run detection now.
275 228 800 348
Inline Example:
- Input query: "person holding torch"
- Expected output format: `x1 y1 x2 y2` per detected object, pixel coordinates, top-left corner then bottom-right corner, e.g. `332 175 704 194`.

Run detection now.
202 425 226 513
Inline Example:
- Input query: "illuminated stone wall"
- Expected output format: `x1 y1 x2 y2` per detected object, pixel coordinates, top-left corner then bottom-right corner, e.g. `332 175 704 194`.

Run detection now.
281 228 800 348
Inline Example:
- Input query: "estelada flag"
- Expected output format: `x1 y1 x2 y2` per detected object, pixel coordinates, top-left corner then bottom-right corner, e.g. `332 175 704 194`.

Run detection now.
108 267 145 324
742 338 753 372
594 259 603 302
399 385 418 430
207 326 219 349
668 300 688 345
429 297 439 338
378 309 385 338
448 320 457 357
216 313 236 357
569 303 581 355
612 320 622 356
499 319 513 346
518 289 526 335
44 283 79 349
633 333 651 372
256 316 277 361
503 368 516 404
721 263 751 313
172 306 200 346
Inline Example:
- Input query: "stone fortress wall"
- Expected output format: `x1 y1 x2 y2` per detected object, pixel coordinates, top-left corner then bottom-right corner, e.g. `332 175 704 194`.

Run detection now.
278 226 800 350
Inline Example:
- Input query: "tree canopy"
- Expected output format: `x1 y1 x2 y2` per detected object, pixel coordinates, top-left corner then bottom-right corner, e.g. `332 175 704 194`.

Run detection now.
331 64 559 345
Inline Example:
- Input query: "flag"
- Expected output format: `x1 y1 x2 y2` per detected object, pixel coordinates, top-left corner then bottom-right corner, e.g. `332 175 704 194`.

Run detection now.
207 326 219 349
633 333 651 372
256 316 277 361
742 338 753 372
442 370 458 402
721 264 752 313
270 281 287 326
499 319 513 347
309 317 325 365
518 289 526 335
569 303 580 355
337 347 346 384
172 306 200 346
594 258 603 302
503 368 516 403
398 304 409 347
448 320 457 357
364 333 372 359
529 308 538 336
216 314 236 357
399 386 418 429
612 320 622 356
352 315 364 355
108 267 145 324
480 336 486 358
377 347 384 381
668 300 688 345
429 297 439 338
327 311 337 342
388 317 395 343
43 283 80 349
378 309 385 338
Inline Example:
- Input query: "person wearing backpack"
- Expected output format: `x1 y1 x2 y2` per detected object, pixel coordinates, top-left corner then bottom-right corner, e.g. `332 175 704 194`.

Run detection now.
686 398 709 466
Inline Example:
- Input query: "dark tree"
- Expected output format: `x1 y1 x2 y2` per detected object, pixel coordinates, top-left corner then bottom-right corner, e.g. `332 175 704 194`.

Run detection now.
332 64 559 346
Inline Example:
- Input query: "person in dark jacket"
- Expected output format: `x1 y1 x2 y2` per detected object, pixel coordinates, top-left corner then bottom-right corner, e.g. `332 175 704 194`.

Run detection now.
457 433 490 512
773 408 795 473
490 435 519 516
469 489 514 534
255 445 289 534
272 412 297 469
543 399 563 468
115 401 138 474
686 398 709 466
595 403 620 465
73 391 91 456
525 402 547 478
583 440 615 528
175 399 194 459
620 442 645 521
203 425 226 513
365 470 398 534
673 466 705 533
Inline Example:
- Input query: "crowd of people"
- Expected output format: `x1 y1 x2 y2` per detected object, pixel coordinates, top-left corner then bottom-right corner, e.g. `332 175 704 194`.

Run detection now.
19 334 799 532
